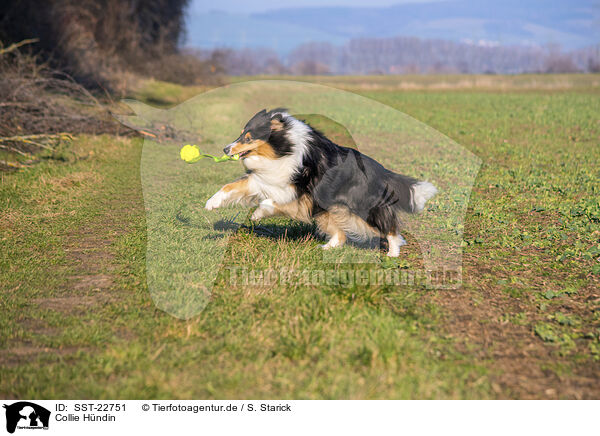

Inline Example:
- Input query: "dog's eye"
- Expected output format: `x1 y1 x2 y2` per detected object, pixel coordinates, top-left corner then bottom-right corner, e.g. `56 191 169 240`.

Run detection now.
244 132 252 142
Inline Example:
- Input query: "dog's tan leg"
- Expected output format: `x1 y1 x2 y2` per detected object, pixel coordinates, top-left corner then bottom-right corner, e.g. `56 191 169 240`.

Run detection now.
205 176 256 210
386 233 407 257
315 212 347 250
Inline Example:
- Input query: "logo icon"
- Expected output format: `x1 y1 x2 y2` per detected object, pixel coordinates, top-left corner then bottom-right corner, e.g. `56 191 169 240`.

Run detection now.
3 402 50 434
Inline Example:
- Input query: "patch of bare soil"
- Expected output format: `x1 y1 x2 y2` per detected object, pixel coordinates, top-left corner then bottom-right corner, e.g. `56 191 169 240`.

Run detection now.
0 344 82 367
12 192 141 361
17 318 60 337
433 252 600 399
63 238 116 295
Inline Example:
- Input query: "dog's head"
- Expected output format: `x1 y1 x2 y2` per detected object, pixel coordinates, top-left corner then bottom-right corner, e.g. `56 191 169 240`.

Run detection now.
223 108 292 160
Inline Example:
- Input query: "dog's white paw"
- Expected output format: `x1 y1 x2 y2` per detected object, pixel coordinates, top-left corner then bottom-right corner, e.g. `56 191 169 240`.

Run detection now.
251 199 275 221
321 234 344 250
205 191 226 210
250 208 264 221
259 199 275 212
386 234 406 257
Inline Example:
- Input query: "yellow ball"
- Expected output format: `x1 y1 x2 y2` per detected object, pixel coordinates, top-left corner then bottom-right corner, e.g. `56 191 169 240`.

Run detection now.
180 144 200 162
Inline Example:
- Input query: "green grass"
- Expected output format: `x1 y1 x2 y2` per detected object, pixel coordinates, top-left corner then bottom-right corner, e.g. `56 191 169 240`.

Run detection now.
1 75 599 399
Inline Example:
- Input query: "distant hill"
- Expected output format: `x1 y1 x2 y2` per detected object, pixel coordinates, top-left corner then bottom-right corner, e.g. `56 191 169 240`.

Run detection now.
185 10 346 54
185 0 599 53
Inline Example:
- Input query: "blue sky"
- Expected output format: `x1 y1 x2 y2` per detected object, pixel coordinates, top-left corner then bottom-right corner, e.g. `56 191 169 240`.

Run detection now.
189 0 437 14
185 0 599 52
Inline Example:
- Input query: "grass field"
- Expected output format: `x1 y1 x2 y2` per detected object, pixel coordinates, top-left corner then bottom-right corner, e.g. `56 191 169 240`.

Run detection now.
1 75 599 399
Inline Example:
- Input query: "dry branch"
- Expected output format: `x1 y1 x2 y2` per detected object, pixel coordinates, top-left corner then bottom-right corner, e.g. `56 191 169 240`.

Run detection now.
0 38 39 56
0 133 73 155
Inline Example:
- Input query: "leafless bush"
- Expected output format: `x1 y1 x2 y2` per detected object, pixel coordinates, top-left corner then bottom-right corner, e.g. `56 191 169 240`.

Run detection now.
0 0 220 91
137 49 225 85
199 48 289 76
543 53 580 73
589 58 600 73
290 60 331 75
0 46 127 161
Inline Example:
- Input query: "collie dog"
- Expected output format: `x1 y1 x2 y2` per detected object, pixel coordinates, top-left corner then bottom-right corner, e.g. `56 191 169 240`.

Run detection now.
205 109 437 256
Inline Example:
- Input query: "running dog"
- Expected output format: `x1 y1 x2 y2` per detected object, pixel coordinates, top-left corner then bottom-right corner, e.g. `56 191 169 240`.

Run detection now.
205 109 437 256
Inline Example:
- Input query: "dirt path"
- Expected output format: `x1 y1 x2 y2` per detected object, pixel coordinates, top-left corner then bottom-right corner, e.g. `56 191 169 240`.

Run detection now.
434 255 600 399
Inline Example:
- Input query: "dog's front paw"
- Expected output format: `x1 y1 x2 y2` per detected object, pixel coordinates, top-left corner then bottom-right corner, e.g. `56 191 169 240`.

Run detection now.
205 191 226 210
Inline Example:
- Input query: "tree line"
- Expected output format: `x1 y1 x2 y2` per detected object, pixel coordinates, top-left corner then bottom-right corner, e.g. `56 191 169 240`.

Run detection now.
196 37 600 75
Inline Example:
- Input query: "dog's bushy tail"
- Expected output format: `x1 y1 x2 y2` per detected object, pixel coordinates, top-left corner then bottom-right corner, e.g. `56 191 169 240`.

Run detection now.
410 181 437 213
388 173 437 214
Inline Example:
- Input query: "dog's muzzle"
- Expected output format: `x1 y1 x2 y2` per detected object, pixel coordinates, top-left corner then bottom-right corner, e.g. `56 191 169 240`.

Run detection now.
223 143 235 156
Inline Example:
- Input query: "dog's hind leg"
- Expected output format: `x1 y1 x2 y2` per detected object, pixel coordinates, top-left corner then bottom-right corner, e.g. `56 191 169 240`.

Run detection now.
315 212 347 250
321 231 346 250
386 233 407 257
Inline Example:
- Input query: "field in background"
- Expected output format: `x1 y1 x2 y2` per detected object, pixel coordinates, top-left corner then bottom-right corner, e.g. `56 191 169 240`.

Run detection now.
232 73 600 92
1 74 599 399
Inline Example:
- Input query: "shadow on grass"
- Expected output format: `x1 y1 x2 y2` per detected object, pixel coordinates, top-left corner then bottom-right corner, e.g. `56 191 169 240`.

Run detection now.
175 208 386 250
240 220 385 251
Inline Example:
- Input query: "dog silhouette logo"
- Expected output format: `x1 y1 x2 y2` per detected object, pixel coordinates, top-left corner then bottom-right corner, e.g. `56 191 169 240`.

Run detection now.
3 402 50 434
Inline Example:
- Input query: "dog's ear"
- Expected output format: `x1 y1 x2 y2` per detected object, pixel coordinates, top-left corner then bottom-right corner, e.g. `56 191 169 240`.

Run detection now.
269 109 286 131
270 117 284 131
269 107 287 130
268 108 287 120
